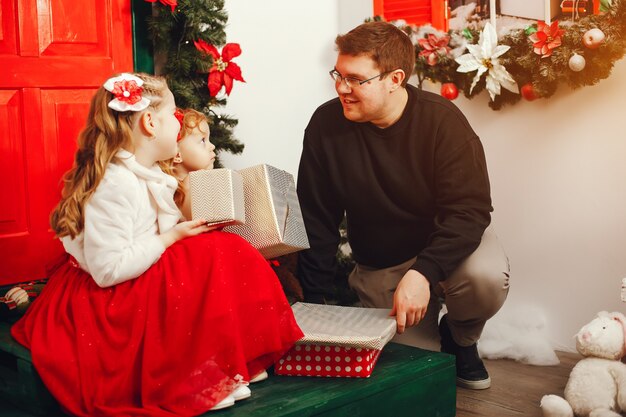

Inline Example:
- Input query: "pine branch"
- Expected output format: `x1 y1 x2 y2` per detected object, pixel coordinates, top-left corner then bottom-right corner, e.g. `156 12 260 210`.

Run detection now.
407 0 626 109
146 0 243 154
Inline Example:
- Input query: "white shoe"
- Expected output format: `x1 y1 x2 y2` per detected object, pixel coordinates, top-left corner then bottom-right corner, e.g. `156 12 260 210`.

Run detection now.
210 395 235 411
231 385 251 401
250 370 268 383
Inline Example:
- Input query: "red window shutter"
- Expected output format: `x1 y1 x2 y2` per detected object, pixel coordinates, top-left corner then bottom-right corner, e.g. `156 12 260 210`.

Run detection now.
373 0 449 31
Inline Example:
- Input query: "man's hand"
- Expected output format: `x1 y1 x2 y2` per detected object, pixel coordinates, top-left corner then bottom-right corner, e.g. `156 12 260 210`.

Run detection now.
390 269 430 334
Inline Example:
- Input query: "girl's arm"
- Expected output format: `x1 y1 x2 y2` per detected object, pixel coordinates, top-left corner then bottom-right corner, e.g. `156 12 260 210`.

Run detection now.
83 168 212 288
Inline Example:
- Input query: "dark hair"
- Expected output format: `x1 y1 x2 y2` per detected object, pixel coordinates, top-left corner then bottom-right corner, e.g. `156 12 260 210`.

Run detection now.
335 21 415 87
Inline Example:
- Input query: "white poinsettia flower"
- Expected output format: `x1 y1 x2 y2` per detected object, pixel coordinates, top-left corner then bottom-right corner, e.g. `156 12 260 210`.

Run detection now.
455 23 519 101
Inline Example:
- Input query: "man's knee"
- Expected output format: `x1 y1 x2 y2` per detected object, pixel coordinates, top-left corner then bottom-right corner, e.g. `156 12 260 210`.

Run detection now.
454 227 510 298
445 243 510 321
463 262 510 297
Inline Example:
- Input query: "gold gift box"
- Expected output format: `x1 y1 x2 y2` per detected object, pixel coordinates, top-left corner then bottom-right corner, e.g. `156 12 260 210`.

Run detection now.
189 168 246 227
224 164 310 259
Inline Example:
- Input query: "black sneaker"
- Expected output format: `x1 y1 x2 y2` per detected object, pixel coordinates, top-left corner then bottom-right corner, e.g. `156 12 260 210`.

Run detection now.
439 314 491 390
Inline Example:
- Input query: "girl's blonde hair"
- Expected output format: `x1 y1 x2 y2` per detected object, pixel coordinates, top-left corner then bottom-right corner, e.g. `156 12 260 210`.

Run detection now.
51 73 170 238
161 108 210 206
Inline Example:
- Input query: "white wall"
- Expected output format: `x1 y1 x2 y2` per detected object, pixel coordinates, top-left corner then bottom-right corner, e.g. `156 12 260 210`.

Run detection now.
450 59 626 351
222 0 626 351
221 0 339 176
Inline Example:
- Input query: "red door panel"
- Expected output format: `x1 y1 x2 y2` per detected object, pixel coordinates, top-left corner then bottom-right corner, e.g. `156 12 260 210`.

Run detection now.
0 90 27 237
0 0 132 284
0 0 18 54
38 0 108 56
40 89 96 212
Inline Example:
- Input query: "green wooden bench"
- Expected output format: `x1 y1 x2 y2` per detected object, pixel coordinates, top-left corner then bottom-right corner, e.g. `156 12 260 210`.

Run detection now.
0 321 456 417
0 321 58 416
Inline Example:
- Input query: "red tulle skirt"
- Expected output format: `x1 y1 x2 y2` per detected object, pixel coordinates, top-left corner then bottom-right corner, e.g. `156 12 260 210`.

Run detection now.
11 231 303 417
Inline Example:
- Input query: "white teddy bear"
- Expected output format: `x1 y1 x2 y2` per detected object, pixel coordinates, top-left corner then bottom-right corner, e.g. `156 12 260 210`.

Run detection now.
541 311 626 417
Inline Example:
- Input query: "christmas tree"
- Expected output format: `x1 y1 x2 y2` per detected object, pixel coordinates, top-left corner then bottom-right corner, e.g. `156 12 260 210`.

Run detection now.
145 0 244 162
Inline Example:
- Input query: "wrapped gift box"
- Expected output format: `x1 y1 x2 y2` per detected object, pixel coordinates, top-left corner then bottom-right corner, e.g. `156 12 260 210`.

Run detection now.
224 164 310 259
189 168 245 227
500 0 561 20
275 303 396 378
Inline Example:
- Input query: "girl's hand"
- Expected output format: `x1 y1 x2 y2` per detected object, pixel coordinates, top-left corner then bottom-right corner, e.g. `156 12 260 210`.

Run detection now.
159 218 218 248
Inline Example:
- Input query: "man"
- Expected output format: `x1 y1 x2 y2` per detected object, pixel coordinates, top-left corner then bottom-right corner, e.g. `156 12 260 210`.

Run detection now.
296 21 509 390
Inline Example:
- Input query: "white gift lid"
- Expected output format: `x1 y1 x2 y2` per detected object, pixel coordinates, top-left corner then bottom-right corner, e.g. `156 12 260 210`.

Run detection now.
291 302 397 350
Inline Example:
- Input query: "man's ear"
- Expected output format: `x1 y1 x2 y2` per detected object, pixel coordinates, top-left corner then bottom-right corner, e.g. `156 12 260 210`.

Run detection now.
389 69 406 92
138 111 156 138
173 151 183 164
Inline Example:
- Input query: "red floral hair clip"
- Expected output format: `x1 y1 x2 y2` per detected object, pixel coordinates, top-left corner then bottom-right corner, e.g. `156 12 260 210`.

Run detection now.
174 108 185 141
103 73 151 112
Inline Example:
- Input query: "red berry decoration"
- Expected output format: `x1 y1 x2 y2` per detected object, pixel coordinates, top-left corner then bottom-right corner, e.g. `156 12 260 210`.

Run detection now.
521 83 538 101
441 83 459 100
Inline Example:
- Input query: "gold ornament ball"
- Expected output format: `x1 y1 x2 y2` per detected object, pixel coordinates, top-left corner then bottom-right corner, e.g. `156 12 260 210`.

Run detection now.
582 28 606 49
568 53 586 72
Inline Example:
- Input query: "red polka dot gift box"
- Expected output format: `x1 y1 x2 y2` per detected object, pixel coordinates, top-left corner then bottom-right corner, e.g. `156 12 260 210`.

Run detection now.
275 344 383 378
275 303 396 378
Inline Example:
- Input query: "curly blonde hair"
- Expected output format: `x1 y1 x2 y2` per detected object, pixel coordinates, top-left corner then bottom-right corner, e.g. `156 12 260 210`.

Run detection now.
50 73 170 238
178 108 209 141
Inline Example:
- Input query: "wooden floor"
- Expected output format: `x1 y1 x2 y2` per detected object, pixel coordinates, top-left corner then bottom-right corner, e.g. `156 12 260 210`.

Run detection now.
456 351 580 417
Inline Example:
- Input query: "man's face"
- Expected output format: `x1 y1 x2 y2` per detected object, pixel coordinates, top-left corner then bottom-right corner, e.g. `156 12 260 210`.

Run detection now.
333 54 393 125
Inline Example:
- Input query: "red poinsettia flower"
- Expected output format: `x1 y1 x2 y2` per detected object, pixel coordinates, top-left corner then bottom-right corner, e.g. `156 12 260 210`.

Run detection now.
110 79 143 105
145 0 177 12
194 40 245 97
529 21 564 58
418 34 451 66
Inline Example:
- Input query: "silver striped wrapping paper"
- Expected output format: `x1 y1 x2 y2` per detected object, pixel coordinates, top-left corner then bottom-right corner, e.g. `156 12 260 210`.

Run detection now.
189 168 246 227
224 164 310 259
290 302 397 349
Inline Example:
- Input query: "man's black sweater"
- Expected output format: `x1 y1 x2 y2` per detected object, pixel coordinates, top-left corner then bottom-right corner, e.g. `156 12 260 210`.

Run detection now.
296 84 492 301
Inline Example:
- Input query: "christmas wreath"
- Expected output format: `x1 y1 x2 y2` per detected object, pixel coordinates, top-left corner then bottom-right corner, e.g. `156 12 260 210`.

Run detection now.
146 0 245 160
391 0 626 110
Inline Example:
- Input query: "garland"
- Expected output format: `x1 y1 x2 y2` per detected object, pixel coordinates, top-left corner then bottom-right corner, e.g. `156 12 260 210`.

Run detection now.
146 0 244 159
394 0 626 110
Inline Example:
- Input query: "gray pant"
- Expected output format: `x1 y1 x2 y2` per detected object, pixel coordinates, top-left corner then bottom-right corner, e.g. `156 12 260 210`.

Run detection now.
348 226 510 351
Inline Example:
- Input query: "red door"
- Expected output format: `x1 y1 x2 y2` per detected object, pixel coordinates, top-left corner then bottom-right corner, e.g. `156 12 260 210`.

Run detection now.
0 0 133 284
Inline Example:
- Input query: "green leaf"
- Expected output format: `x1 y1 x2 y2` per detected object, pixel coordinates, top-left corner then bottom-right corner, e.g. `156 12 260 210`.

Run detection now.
525 26 538 36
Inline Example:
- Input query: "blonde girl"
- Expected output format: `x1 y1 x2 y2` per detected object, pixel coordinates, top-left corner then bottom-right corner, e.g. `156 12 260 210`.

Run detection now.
12 73 302 416
170 108 216 220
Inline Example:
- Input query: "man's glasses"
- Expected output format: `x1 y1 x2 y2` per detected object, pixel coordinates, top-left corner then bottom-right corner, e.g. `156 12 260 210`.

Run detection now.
329 69 392 89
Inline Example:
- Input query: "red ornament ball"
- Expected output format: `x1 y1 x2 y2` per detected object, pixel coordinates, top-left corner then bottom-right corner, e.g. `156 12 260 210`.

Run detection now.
521 83 538 101
440 83 459 100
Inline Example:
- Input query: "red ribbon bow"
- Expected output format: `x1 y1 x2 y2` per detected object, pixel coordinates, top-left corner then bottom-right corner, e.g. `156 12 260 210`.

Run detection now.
174 108 185 141
145 0 177 12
